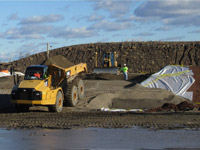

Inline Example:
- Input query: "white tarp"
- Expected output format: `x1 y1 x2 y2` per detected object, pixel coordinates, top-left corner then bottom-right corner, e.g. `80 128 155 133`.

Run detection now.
140 66 195 100
101 107 143 112
0 72 24 77
0 72 10 77
14 72 24 76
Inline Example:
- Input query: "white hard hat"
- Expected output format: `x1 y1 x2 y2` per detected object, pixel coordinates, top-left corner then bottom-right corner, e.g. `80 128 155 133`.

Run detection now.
124 64 126 66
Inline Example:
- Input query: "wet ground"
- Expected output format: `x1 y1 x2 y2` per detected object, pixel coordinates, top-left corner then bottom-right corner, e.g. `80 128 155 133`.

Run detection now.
1 127 200 150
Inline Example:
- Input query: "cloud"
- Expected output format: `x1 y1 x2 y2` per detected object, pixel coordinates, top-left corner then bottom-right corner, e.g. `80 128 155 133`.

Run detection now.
89 19 134 31
19 42 46 54
116 15 135 23
0 41 59 62
112 33 121 38
134 0 200 26
0 23 97 40
97 38 110 43
1 24 7 27
8 33 43 40
189 29 200 33
160 36 185 41
8 13 20 21
19 24 53 35
0 32 4 38
133 32 154 37
94 0 133 18
1 13 64 40
87 14 104 22
1 24 53 40
0 51 17 62
19 14 64 24
73 14 104 23
155 26 172 32
49 26 97 39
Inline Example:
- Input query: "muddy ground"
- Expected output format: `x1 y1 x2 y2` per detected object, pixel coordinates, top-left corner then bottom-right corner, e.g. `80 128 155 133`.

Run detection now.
0 74 200 130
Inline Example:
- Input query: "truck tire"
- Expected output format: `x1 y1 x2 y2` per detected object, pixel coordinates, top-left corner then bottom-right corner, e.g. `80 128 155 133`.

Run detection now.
49 91 63 112
66 84 78 106
75 79 85 100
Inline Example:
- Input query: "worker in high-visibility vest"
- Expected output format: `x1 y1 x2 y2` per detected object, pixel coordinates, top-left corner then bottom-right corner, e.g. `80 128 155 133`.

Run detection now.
34 72 41 79
120 64 128 80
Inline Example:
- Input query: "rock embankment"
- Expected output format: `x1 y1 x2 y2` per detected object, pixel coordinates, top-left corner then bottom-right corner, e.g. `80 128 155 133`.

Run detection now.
0 41 200 73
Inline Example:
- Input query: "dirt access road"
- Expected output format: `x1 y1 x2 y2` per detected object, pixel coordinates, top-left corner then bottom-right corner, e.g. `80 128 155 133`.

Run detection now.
0 74 200 130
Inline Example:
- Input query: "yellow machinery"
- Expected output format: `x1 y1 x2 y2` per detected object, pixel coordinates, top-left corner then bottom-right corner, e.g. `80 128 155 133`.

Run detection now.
11 63 87 112
93 52 118 74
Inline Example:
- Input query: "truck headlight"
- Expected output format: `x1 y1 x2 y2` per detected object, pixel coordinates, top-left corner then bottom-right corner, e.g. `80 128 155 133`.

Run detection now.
66 70 71 77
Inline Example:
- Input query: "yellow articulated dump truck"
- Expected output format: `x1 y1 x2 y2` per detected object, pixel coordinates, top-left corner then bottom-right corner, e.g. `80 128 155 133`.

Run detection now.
11 62 87 112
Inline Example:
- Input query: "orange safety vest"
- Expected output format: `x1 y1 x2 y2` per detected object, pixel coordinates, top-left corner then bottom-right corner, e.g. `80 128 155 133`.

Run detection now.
34 73 41 78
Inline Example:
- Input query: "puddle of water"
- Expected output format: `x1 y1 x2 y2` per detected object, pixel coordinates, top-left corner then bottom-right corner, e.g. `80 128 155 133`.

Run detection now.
0 127 200 150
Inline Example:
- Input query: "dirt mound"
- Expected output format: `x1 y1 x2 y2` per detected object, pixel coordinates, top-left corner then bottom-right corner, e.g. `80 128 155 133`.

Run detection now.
43 55 74 69
147 101 198 112
177 101 196 111
86 93 120 109
86 84 189 110
162 103 177 111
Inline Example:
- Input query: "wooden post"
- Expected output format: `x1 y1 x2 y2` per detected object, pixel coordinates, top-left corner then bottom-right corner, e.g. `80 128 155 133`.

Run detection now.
95 52 98 67
114 52 117 67
109 52 112 67
47 42 49 59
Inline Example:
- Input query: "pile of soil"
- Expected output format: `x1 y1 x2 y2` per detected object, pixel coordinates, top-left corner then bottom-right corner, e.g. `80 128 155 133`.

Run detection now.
147 101 198 112
86 84 191 110
43 55 74 69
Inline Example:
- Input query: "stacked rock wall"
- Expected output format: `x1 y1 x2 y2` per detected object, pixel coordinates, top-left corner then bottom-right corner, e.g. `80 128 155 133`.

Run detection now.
0 41 200 73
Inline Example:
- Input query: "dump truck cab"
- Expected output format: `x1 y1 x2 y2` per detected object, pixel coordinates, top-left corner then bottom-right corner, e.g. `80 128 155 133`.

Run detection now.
12 65 50 101
11 62 87 113
11 65 59 109
24 65 48 80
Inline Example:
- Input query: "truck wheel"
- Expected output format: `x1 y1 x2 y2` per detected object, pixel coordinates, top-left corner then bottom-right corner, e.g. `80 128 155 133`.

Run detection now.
49 91 63 112
66 84 78 106
75 79 85 100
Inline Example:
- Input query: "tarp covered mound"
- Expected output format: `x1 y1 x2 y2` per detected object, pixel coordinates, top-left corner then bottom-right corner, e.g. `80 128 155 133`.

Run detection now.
140 65 195 101
43 55 74 69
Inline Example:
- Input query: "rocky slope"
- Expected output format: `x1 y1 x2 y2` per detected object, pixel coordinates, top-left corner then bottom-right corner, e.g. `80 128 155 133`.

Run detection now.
0 41 200 73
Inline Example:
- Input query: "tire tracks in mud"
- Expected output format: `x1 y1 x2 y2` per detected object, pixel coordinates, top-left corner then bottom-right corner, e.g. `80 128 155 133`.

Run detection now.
0 111 200 130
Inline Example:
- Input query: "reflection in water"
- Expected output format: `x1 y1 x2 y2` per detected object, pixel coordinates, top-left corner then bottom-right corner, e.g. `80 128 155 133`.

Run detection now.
0 127 200 150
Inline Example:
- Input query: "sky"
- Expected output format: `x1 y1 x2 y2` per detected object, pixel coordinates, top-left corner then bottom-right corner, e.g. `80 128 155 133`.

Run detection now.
0 0 200 62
